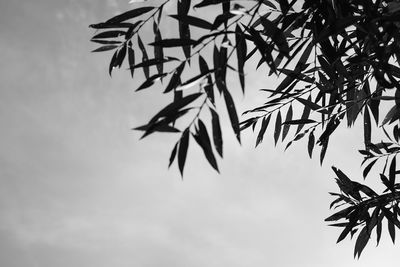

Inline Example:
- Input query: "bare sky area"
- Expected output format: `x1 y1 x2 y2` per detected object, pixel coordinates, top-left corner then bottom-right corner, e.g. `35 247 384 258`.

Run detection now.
0 1 399 266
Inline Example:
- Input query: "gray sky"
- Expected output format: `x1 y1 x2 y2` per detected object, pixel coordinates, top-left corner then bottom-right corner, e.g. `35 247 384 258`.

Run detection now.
0 1 399 266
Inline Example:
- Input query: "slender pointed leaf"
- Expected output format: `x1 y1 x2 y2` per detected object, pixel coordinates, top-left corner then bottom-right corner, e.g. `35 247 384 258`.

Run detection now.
210 108 223 157
274 111 282 145
178 129 190 176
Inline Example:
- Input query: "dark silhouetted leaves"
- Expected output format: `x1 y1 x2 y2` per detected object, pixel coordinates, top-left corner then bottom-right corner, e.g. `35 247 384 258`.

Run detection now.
92 30 126 39
170 14 213 30
199 55 214 103
164 62 185 93
223 88 241 143
256 115 271 147
178 129 190 176
210 108 223 157
149 38 198 47
178 0 191 61
106 6 155 24
92 45 119 52
193 119 219 172
282 105 292 141
153 21 164 75
137 35 149 78
136 73 167 91
127 41 135 77
274 111 282 146
308 131 315 158
168 141 179 168
235 25 246 93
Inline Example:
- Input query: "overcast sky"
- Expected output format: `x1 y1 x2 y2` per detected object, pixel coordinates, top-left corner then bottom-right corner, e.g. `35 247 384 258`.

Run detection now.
0 1 399 266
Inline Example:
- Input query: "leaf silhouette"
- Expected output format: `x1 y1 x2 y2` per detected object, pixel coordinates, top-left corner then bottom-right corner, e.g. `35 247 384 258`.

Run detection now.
106 6 155 24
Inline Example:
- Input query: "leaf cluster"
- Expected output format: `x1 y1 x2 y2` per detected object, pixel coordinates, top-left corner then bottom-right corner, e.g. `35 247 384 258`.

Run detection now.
90 0 400 257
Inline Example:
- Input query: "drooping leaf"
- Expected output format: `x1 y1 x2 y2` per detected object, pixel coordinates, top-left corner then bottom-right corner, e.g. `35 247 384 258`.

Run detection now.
193 120 219 172
362 159 377 179
388 216 396 244
137 35 149 78
213 46 224 93
308 130 315 158
114 43 127 68
256 115 271 147
168 141 179 168
296 96 312 134
178 129 190 176
109 50 118 76
164 62 185 93
382 105 400 126
127 41 135 77
235 25 247 93
274 111 282 146
210 108 223 157
364 107 371 150
389 156 396 187
199 55 214 103
178 0 191 61
354 226 370 258
223 88 241 143
282 105 293 141
153 20 164 75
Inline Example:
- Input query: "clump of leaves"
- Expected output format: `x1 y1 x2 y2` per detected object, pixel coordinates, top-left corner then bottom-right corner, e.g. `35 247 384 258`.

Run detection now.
90 0 400 257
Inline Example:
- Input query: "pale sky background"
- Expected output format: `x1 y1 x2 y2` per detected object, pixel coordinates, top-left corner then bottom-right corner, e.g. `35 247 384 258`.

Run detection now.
0 1 399 266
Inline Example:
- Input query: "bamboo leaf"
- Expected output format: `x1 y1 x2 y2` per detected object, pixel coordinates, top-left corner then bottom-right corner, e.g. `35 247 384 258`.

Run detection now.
91 45 119 52
169 14 213 30
308 131 315 158
92 30 126 39
256 115 271 147
193 119 219 172
153 21 164 75
149 38 198 47
138 35 149 78
106 6 155 24
168 141 179 168
235 25 247 93
274 111 282 146
164 62 185 93
127 41 135 77
210 108 223 157
223 88 241 143
354 226 370 258
363 159 377 179
178 129 190 176
199 55 214 103
282 105 292 141
136 73 168 91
